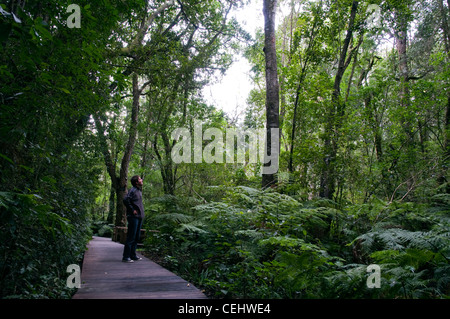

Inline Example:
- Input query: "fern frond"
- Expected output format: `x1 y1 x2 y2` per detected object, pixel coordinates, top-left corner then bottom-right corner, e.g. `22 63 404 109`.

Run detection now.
177 223 208 234
354 228 446 253
234 229 264 240
434 265 450 295
259 236 322 253
155 212 192 224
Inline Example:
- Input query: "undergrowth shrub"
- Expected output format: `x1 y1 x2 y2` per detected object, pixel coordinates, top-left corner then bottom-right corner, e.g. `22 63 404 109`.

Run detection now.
143 187 449 299
0 191 91 298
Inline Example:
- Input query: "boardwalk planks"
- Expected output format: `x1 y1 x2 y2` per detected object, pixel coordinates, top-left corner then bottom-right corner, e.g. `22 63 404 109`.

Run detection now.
72 236 207 299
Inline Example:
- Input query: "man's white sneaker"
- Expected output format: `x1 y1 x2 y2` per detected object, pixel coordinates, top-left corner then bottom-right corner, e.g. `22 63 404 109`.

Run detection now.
122 258 134 263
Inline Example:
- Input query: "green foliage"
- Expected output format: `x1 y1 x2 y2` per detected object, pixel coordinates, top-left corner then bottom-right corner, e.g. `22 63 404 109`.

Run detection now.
144 186 449 299
330 198 450 298
91 220 114 238
0 0 136 298
0 191 91 298
2 0 449 300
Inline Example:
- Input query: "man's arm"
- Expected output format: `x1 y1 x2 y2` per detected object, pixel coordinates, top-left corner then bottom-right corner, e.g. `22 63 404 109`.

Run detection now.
123 189 138 215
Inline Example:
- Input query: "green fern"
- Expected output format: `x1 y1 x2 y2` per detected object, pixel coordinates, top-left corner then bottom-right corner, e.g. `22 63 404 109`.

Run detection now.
177 222 208 234
434 265 450 296
383 266 432 298
155 212 192 224
259 236 322 251
144 186 449 299
354 227 450 256
234 229 264 240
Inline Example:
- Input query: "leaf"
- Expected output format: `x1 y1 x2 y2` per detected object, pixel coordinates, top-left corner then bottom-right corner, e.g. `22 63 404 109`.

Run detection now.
0 191 14 208
156 212 192 224
59 87 71 94
0 153 14 164
177 223 208 234
33 18 52 40
19 164 34 172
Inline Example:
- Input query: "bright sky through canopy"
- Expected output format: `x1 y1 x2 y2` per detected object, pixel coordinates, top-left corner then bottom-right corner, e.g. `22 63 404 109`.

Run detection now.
202 0 262 121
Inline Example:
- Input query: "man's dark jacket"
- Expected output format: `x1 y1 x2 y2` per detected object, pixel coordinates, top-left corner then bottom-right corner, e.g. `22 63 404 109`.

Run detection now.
123 186 145 219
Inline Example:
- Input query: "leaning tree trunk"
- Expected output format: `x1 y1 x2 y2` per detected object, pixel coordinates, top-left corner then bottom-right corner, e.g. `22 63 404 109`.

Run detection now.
95 1 174 230
262 0 280 188
115 73 141 227
319 0 358 199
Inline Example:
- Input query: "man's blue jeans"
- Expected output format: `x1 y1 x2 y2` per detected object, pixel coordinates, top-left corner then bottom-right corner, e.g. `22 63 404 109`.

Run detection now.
123 216 142 260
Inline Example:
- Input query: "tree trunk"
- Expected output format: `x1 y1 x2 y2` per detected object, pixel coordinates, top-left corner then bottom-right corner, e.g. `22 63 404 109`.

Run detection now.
107 185 115 224
364 94 383 161
288 17 319 174
115 73 141 227
319 1 359 199
394 10 412 134
93 112 119 225
94 74 141 227
359 55 382 161
393 5 418 197
262 0 280 188
153 131 176 196
438 0 450 191
95 2 173 228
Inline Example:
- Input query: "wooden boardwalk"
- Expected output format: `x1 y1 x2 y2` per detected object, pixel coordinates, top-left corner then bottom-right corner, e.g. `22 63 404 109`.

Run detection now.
72 236 207 299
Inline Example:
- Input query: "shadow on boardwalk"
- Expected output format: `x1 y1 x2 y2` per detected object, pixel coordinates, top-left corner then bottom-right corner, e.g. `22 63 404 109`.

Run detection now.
72 236 207 299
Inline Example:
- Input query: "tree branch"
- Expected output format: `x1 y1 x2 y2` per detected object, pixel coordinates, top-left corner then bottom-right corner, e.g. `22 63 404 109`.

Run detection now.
120 0 176 55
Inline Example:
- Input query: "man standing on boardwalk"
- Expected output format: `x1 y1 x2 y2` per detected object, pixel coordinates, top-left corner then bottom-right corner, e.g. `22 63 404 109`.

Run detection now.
122 175 145 262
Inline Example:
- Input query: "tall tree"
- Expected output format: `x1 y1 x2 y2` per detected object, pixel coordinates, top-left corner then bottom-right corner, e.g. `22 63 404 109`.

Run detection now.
94 1 178 227
286 2 325 174
262 0 280 188
438 0 450 192
391 0 415 141
144 0 244 195
319 0 359 199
